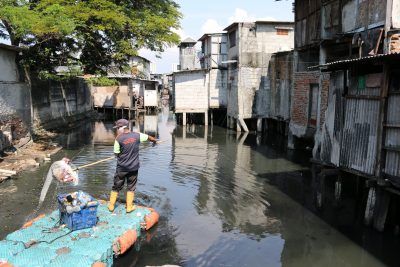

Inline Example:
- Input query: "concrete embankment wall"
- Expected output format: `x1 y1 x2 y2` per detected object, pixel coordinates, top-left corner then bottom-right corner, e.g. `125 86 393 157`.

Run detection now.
30 78 93 131
0 46 32 150
0 82 31 150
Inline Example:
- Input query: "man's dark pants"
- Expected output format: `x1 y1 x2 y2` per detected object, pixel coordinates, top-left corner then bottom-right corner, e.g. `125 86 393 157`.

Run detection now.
112 170 138 192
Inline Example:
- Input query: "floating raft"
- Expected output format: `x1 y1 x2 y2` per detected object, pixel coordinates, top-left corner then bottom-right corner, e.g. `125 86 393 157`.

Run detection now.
0 203 159 267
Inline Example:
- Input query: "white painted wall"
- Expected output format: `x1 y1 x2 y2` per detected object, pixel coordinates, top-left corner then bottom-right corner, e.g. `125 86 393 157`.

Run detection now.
227 22 294 119
393 0 400 28
209 69 227 108
174 70 208 111
144 115 158 133
144 90 158 107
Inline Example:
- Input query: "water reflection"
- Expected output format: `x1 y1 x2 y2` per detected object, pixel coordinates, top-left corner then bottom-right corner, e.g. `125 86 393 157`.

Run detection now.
0 109 397 266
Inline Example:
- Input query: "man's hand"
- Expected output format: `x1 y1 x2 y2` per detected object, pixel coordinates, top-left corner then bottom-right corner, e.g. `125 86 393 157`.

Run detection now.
148 135 158 145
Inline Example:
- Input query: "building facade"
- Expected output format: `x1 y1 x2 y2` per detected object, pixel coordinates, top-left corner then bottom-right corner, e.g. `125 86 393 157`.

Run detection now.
224 21 294 132
287 0 400 231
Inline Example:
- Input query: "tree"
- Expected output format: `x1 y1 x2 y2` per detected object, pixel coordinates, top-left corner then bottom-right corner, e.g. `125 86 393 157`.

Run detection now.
0 0 181 75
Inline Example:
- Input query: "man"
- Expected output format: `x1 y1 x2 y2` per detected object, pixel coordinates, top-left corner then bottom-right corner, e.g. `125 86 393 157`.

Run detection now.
108 119 157 213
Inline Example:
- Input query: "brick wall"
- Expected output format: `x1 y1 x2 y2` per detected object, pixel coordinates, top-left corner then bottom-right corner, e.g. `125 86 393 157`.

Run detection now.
291 71 319 127
290 71 330 137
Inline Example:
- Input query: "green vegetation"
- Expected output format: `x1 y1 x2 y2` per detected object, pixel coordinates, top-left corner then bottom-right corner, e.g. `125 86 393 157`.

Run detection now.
0 0 181 76
88 76 119 86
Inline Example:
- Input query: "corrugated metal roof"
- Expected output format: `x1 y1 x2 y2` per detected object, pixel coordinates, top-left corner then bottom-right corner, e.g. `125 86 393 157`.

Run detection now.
180 37 197 43
198 32 226 41
309 52 400 70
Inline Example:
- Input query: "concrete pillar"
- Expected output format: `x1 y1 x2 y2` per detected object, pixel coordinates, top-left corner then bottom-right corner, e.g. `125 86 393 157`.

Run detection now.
239 118 249 132
210 110 213 126
204 111 208 126
236 119 242 132
182 112 186 126
257 118 262 132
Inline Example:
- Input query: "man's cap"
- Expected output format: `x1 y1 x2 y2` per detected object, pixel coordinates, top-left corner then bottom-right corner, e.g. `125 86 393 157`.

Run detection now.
113 119 129 128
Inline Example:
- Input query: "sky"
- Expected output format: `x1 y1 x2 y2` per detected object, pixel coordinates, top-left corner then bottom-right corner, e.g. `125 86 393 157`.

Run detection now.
141 0 294 73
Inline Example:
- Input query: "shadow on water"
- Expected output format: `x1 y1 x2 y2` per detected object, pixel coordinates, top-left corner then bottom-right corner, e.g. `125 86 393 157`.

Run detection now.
0 107 399 266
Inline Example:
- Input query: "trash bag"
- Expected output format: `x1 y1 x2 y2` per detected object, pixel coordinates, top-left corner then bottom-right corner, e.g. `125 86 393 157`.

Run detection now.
38 159 78 205
51 159 78 184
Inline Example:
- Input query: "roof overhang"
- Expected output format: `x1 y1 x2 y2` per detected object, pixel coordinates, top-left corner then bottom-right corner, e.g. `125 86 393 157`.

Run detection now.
309 52 400 71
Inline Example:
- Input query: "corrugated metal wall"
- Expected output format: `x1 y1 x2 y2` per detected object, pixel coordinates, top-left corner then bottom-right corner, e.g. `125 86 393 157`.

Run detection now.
317 71 382 176
319 71 344 166
340 98 380 175
384 71 400 183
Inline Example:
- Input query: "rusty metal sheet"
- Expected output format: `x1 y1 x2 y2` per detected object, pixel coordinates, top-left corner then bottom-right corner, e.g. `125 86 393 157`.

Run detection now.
319 71 344 166
340 98 380 175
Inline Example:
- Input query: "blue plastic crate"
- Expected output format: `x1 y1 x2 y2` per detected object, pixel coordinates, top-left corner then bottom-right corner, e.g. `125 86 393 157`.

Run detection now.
57 192 99 231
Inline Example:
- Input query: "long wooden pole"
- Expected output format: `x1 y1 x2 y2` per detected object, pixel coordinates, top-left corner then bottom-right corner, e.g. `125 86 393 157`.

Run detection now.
74 140 166 170
75 156 115 170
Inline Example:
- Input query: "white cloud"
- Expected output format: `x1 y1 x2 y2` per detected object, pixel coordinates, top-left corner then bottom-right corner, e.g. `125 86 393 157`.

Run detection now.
201 19 224 34
228 8 255 23
172 27 187 39
228 8 276 23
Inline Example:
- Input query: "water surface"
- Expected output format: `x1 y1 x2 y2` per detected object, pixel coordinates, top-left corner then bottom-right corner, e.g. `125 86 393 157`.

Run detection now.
0 109 397 266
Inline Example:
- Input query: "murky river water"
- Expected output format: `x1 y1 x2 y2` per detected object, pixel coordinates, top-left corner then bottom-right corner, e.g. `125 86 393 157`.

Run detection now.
0 108 399 266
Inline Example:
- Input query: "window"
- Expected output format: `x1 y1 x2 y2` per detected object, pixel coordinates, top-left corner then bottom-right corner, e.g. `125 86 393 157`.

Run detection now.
276 29 289 35
229 31 236 48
